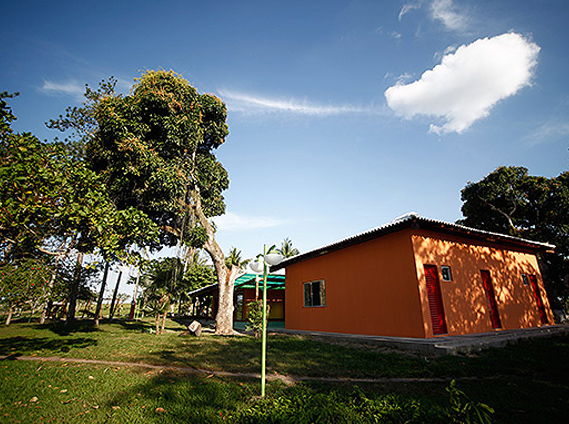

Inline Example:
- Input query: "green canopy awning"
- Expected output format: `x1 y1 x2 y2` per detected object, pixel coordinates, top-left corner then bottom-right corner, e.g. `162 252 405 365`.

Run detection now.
188 273 285 297
234 273 285 290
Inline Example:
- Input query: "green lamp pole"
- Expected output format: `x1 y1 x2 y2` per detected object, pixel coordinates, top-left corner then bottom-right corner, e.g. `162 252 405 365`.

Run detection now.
250 245 283 397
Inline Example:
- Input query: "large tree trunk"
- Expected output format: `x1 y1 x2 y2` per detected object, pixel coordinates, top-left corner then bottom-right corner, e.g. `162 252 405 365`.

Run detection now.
5 304 14 326
66 252 84 323
190 190 236 335
201 220 233 335
94 261 110 326
196 216 234 334
109 265 123 320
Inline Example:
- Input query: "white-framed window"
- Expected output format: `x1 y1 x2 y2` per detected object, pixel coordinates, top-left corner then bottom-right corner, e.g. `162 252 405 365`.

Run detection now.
441 265 453 282
304 280 326 307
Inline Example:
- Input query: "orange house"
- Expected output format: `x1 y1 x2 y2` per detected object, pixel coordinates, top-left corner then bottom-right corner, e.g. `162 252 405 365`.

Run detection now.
272 214 555 338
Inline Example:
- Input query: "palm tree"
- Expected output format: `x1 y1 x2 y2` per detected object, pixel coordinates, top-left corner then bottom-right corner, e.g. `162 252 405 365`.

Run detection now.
278 238 299 258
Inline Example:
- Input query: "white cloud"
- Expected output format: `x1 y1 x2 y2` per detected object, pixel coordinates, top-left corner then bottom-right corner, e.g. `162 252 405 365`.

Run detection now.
430 0 467 31
524 119 569 146
214 212 286 232
384 33 540 134
399 0 468 32
218 89 383 117
399 1 423 21
40 79 85 100
390 31 403 40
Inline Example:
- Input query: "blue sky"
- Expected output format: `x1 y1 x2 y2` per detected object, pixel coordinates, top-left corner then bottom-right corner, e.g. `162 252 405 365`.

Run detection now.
2 0 568 270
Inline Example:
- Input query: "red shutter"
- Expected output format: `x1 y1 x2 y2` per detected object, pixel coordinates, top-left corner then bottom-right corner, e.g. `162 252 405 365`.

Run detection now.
529 275 548 325
480 270 502 329
424 265 448 335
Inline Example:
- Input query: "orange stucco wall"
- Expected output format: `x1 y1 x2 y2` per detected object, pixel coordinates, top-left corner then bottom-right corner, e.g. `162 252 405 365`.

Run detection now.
285 229 427 338
285 228 553 339
411 231 554 337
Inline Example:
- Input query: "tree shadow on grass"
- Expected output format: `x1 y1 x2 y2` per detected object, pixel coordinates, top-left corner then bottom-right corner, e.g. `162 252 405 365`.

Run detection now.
131 334 261 373
107 317 188 334
34 320 100 336
113 319 154 332
0 336 98 356
104 369 254 423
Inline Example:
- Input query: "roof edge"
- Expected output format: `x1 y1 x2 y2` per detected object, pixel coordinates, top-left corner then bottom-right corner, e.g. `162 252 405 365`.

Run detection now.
271 214 555 271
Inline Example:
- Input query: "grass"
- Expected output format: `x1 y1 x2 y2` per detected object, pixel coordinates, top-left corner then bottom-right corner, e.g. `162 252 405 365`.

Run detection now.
1 317 568 423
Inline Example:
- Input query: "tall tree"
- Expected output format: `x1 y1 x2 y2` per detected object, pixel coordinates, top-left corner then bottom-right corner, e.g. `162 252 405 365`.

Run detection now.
459 166 569 310
59 71 239 334
278 237 300 258
1 91 159 322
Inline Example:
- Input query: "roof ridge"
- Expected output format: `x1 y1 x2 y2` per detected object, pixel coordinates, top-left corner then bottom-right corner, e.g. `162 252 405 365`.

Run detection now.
272 214 555 271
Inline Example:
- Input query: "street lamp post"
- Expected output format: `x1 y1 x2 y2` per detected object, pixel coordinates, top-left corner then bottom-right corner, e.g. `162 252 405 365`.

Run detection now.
250 245 283 397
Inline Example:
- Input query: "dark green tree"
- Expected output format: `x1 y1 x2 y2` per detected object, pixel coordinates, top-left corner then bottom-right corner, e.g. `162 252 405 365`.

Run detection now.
459 166 569 311
1 91 158 323
56 71 238 334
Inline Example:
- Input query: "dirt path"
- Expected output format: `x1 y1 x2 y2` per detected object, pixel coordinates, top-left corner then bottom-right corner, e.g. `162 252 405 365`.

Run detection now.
1 354 490 385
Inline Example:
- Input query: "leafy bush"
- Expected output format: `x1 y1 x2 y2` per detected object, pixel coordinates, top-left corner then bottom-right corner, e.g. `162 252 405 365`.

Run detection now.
446 379 494 424
230 382 493 424
246 300 266 339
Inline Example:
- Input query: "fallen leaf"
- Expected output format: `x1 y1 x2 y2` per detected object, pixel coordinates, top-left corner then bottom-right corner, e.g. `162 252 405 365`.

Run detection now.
88 376 94 380
60 389 67 393
112 406 120 410
29 397 38 403
155 407 166 413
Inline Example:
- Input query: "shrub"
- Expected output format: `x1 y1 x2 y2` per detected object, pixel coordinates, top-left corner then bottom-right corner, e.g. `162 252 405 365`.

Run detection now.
246 300 267 339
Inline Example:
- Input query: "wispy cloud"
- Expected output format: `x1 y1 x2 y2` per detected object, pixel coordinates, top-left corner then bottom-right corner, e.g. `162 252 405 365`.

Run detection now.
524 119 569 146
214 212 287 232
429 0 468 31
40 79 85 101
385 33 540 135
399 0 469 32
218 89 384 117
398 1 423 21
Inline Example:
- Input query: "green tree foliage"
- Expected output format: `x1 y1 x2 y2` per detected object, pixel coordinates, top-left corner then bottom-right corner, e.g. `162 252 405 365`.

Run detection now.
278 237 300 258
56 70 236 333
137 255 216 332
1 91 158 323
459 166 569 310
246 299 265 339
0 257 52 324
225 247 250 269
184 260 216 292
69 71 230 248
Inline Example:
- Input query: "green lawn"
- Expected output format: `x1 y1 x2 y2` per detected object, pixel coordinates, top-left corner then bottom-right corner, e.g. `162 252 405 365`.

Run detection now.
1 318 568 423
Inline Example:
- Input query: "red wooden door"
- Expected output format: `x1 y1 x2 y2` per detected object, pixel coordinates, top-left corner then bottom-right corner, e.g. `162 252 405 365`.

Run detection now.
480 270 502 329
528 275 548 325
424 265 448 335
